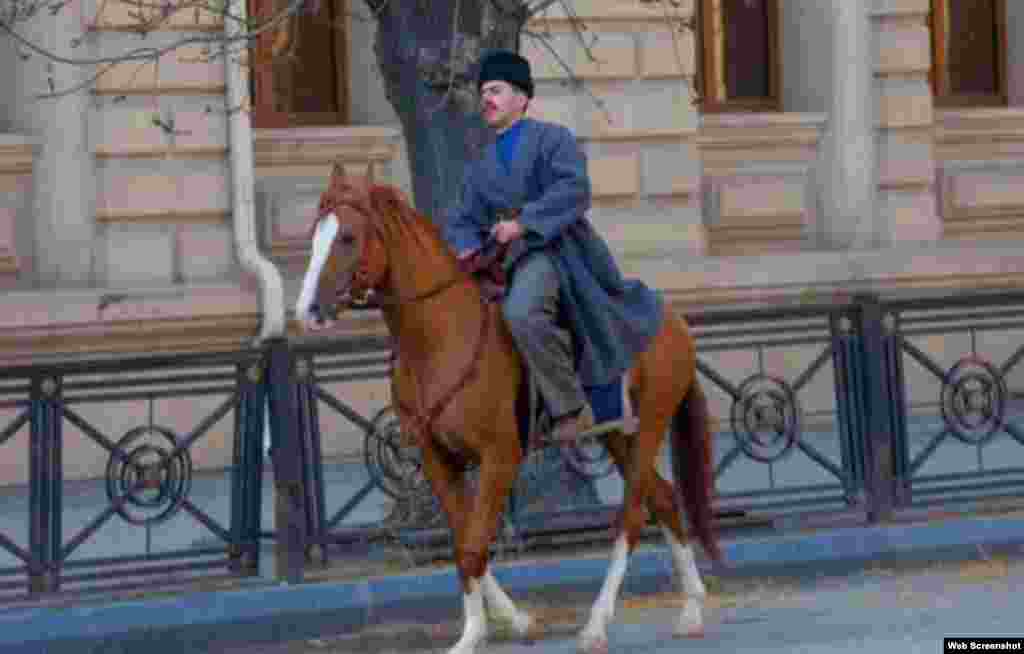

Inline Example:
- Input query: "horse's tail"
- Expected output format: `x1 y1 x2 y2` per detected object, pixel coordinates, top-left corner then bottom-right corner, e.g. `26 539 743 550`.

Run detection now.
671 379 723 563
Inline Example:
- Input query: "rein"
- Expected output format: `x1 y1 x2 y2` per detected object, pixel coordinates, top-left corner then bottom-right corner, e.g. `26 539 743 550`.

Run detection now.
343 221 467 309
318 198 497 447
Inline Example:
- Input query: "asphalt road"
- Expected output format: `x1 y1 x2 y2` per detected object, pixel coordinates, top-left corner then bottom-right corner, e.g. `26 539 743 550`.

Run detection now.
234 552 1024 654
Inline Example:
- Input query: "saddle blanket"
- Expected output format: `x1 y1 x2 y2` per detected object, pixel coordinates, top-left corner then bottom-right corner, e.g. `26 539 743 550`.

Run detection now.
582 371 638 436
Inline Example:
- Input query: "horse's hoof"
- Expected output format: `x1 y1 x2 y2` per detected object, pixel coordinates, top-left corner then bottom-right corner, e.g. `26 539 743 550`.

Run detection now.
674 627 706 639
577 631 609 654
524 618 548 646
674 599 704 638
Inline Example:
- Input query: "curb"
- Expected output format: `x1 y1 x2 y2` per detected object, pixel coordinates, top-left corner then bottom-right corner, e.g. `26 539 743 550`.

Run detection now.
8 515 1024 654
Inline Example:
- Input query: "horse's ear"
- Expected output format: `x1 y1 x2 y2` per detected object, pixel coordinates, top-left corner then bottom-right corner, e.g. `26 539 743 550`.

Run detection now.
330 161 346 183
368 184 407 216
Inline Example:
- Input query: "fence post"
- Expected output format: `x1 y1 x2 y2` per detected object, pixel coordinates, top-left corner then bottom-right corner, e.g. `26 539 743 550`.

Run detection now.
264 338 308 584
28 376 60 595
855 293 898 524
230 361 266 576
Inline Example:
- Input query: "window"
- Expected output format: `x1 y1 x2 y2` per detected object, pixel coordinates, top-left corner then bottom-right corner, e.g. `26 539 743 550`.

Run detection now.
249 0 349 128
696 0 780 112
930 0 1007 107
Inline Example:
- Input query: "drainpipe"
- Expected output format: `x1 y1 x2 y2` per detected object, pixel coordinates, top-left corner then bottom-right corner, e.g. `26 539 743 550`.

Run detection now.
225 0 285 343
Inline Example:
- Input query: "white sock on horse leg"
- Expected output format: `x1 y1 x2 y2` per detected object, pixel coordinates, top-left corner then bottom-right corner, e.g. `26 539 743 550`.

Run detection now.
661 526 705 636
481 567 533 636
448 578 487 654
580 533 631 650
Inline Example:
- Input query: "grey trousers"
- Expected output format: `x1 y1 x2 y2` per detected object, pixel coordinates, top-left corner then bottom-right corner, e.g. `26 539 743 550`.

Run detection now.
502 251 586 418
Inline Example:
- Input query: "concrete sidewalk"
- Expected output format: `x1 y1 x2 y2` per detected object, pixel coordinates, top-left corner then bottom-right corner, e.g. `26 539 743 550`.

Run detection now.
6 513 1024 654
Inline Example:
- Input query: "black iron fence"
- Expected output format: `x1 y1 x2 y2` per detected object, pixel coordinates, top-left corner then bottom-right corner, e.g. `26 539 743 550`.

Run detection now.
2 289 1024 602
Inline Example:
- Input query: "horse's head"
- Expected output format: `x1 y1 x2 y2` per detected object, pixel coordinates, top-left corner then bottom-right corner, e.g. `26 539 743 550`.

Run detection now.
294 164 390 331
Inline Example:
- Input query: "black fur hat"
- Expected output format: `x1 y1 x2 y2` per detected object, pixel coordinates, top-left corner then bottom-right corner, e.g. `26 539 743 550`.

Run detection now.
477 50 534 98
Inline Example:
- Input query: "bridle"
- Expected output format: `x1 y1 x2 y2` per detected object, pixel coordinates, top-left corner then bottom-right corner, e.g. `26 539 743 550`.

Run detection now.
314 197 494 447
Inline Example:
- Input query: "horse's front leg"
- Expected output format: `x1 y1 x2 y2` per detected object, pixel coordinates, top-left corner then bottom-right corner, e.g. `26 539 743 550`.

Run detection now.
447 445 523 654
416 439 483 654
578 416 669 654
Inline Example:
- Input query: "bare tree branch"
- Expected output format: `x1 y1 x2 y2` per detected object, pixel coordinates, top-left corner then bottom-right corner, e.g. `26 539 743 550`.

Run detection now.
36 61 122 99
362 0 389 17
642 0 701 106
524 0 560 18
554 0 601 65
522 27 612 126
0 0 305 68
427 0 464 116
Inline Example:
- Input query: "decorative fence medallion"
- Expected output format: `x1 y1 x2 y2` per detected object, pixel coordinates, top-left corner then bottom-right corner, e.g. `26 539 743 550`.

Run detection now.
363 406 430 500
105 425 192 526
940 357 1007 445
730 374 801 463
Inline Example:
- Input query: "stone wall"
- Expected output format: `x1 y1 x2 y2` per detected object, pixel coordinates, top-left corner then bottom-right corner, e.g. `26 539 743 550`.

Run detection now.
524 0 704 262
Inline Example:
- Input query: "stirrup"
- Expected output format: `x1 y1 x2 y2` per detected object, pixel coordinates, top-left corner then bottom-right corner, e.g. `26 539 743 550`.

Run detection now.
577 417 639 438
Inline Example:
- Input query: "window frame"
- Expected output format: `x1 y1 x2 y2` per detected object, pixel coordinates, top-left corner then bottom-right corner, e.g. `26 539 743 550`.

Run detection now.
249 0 350 128
930 0 1008 109
696 0 782 114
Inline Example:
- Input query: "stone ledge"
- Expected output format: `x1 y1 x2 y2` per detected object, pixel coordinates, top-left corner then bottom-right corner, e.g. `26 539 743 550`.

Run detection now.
94 146 228 160
281 245 1024 340
869 0 929 20
254 126 402 169
0 284 261 365
95 209 231 224
0 135 36 174
698 112 826 176
634 243 1024 310
936 108 1024 162
528 0 693 26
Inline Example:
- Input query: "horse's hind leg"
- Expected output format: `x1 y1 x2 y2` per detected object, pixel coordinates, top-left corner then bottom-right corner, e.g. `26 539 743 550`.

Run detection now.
577 405 673 654
645 456 706 636
481 567 536 640
602 433 706 637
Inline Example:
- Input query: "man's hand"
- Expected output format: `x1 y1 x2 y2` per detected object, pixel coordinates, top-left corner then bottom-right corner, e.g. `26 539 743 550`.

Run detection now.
491 220 523 244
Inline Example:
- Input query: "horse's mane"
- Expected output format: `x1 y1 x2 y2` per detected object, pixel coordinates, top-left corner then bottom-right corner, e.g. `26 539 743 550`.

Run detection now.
313 175 453 260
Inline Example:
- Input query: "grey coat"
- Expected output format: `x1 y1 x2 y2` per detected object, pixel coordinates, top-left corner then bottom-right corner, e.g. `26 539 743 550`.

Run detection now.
443 118 664 387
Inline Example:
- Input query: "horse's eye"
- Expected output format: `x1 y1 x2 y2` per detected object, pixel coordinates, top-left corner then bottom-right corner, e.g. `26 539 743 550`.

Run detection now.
340 233 356 246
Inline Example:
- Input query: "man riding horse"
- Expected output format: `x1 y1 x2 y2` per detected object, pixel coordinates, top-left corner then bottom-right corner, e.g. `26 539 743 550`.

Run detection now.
444 50 665 443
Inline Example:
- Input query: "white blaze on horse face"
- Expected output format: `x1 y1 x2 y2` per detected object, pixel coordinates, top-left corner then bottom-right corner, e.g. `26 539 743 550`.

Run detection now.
294 213 339 325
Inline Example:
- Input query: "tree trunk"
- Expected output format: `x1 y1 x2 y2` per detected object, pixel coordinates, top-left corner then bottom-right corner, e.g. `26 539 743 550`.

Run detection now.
370 0 521 223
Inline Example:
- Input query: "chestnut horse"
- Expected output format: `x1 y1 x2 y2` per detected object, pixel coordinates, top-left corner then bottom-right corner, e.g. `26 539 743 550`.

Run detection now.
294 166 721 654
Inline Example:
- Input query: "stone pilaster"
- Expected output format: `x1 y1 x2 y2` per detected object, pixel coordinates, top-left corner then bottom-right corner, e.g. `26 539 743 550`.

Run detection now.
9 6 96 286
816 0 877 249
870 0 940 246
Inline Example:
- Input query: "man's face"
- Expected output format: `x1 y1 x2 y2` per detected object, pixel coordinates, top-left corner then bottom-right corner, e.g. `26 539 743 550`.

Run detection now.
480 80 527 131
